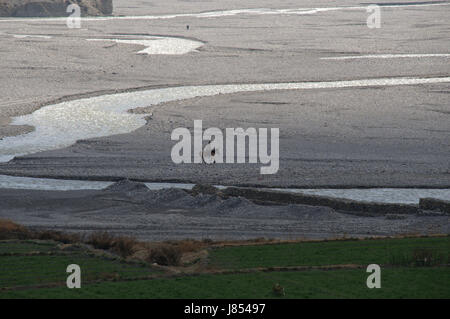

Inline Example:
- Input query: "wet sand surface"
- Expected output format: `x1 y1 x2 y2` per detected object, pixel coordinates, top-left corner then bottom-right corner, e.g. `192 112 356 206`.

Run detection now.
0 0 449 238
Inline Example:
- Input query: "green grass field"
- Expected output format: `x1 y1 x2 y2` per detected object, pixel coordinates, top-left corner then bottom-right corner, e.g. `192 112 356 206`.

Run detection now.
3 268 449 299
0 241 57 254
0 237 449 299
0 240 158 289
208 237 450 269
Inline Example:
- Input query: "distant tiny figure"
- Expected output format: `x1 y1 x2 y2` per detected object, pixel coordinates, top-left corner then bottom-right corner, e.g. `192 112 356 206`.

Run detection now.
202 140 216 164
186 25 190 30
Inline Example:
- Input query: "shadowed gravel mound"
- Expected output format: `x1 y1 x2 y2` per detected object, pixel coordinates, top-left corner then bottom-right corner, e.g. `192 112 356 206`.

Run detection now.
141 188 192 206
139 187 340 219
0 187 447 241
104 179 149 193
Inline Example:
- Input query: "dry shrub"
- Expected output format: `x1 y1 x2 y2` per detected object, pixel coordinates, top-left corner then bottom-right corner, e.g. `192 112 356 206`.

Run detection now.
0 221 137 258
36 230 81 244
147 244 182 266
87 232 137 258
87 231 115 250
202 238 213 244
253 237 268 243
163 238 217 252
170 240 205 253
111 236 138 258
0 219 31 240
0 219 23 232
0 219 80 242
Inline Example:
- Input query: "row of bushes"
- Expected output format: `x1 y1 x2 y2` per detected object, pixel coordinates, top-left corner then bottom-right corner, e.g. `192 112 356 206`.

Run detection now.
0 219 201 266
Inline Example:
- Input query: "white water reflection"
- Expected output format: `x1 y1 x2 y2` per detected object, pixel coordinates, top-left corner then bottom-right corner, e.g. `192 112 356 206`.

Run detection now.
322 54 450 60
0 175 112 191
87 36 204 55
276 188 450 205
1 76 450 162
12 34 52 39
0 175 195 191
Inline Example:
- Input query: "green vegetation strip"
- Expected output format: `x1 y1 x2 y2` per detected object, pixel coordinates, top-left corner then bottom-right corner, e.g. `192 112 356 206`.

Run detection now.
0 254 156 288
0 237 448 298
2 268 449 299
208 237 450 270
0 241 59 255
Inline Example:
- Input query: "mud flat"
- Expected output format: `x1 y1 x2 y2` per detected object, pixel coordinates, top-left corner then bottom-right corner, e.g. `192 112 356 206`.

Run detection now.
0 0 449 240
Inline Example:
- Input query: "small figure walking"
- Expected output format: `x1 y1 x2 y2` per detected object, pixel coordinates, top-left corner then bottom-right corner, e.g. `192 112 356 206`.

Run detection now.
202 140 216 164
186 25 190 30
